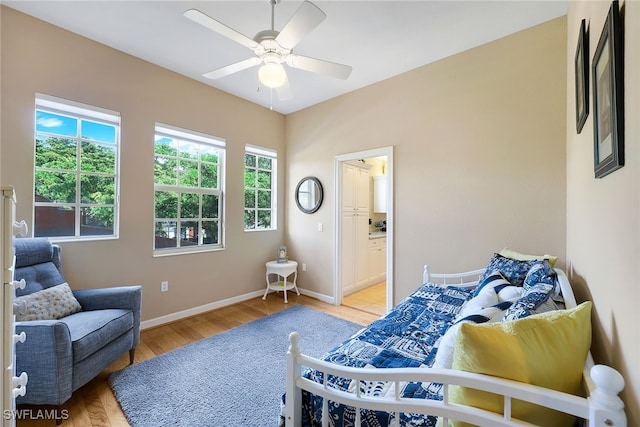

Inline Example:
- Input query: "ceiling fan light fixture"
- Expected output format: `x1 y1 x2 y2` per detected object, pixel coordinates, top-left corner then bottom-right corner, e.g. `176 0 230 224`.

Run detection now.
258 62 287 88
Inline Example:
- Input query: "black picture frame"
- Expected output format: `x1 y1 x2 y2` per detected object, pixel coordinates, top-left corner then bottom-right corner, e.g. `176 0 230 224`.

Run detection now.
575 19 589 133
592 0 624 179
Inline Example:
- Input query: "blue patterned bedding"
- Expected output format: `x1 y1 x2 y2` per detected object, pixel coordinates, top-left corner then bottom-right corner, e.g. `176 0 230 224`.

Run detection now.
299 282 476 427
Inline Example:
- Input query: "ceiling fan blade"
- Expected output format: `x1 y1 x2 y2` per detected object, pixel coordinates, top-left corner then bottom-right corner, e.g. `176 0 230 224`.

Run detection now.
287 54 352 80
276 75 293 100
203 57 262 80
275 1 326 49
184 9 259 50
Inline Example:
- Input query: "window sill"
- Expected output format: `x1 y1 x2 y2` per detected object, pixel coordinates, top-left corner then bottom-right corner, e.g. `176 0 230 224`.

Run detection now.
47 235 119 244
153 246 224 258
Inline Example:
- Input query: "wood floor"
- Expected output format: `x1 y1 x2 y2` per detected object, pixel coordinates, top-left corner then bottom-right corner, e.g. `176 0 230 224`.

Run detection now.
17 294 379 427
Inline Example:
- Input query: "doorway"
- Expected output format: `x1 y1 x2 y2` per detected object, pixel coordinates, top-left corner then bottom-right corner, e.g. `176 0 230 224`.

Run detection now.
342 282 387 316
334 147 393 314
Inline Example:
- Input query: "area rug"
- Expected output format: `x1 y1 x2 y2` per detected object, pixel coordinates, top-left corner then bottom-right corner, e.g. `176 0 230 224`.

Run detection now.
108 305 363 427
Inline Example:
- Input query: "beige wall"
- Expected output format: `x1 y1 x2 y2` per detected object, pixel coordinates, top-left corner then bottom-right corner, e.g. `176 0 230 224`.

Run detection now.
285 17 567 304
566 1 639 423
3 4 637 422
0 7 286 321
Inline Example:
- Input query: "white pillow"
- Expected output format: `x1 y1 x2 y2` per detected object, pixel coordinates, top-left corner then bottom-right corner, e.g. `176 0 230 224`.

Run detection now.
14 282 82 321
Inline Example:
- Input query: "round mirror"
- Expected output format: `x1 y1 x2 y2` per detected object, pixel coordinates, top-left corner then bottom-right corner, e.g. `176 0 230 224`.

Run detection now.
295 177 323 214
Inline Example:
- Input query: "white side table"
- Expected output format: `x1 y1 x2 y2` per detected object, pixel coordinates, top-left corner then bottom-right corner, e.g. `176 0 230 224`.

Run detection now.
263 260 299 303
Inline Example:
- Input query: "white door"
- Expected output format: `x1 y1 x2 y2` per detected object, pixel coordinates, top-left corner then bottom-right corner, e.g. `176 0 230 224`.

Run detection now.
342 164 355 211
355 212 370 288
341 210 355 294
355 167 369 212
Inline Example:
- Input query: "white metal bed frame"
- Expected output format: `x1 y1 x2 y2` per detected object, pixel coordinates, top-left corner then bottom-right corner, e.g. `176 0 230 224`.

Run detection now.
284 266 627 426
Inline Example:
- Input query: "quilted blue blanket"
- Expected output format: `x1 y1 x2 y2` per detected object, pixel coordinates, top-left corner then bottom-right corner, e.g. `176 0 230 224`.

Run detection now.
301 282 475 427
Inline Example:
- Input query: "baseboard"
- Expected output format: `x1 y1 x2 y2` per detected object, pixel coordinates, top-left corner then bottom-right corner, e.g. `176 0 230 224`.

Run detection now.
299 288 334 305
140 287 335 330
141 290 264 330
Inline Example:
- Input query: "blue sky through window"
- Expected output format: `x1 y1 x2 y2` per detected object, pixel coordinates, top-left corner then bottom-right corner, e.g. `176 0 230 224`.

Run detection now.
36 111 76 137
155 136 174 146
36 110 115 143
82 120 116 143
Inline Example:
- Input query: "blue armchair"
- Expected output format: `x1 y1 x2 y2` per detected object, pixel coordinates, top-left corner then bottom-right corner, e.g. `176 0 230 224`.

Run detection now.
12 238 142 407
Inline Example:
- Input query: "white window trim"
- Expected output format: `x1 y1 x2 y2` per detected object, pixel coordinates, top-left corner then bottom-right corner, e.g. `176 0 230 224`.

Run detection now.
153 123 226 257
37 93 120 125
34 94 121 242
156 123 226 149
246 144 276 158
244 144 277 232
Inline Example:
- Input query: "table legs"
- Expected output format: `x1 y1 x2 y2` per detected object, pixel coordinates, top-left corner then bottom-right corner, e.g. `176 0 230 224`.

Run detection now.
263 272 300 303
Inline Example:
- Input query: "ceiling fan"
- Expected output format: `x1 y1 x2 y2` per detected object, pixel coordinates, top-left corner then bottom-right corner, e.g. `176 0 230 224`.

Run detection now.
184 0 352 99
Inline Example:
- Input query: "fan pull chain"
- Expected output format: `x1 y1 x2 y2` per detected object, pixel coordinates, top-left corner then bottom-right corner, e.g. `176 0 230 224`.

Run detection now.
257 82 274 110
270 88 274 111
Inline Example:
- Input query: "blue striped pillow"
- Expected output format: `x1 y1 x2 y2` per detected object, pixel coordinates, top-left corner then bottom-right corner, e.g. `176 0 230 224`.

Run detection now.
473 270 511 297
434 301 513 369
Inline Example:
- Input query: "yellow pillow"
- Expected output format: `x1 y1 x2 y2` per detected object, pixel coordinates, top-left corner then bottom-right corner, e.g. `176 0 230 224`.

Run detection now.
499 247 558 268
449 302 592 427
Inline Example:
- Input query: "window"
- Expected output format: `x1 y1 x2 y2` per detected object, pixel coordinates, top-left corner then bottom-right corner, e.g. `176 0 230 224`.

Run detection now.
154 124 225 255
34 94 120 240
244 145 277 230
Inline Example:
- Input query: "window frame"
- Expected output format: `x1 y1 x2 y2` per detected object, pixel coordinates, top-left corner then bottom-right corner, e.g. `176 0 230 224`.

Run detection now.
34 94 121 242
244 144 277 232
153 123 226 257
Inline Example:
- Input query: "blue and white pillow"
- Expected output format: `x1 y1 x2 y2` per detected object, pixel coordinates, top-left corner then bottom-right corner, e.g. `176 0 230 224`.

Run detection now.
503 282 559 321
473 269 511 297
465 271 522 318
523 260 561 301
478 253 543 287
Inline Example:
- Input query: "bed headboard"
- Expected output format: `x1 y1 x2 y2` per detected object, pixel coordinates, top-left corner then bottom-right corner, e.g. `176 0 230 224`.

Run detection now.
423 264 484 287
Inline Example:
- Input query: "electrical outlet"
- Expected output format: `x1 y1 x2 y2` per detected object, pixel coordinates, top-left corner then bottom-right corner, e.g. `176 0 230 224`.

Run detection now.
302 263 307 271
161 281 169 292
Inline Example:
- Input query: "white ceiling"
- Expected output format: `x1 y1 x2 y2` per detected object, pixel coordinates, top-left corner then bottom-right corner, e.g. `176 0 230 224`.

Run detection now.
4 1 568 115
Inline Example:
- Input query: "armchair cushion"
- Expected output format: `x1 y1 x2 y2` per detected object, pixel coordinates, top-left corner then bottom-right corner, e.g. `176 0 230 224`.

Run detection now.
61 309 133 362
74 286 142 348
14 238 57 268
14 282 82 321
14 262 65 295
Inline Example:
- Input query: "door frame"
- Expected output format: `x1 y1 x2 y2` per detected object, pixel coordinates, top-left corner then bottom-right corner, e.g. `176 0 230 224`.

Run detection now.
334 146 394 311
